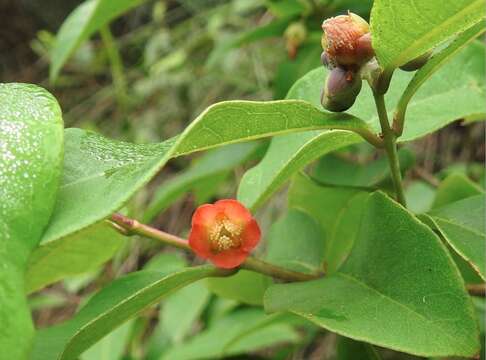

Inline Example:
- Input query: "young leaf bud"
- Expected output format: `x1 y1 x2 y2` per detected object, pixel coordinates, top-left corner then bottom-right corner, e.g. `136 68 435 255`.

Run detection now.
284 22 307 59
321 12 374 68
321 67 362 112
399 50 432 71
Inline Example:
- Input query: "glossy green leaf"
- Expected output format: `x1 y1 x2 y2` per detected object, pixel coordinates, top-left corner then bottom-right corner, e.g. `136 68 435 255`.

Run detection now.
32 265 220 360
370 0 485 72
288 173 369 273
26 221 124 293
426 195 485 280
265 209 325 274
432 173 484 209
160 308 299 360
0 84 63 359
42 100 371 254
265 192 479 357
50 0 145 82
395 22 486 125
143 142 260 222
238 42 484 211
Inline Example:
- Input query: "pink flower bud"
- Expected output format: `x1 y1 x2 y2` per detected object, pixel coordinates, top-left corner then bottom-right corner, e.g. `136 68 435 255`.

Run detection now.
321 12 374 68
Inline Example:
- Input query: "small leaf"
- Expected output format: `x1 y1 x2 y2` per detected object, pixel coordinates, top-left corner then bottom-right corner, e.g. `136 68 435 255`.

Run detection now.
395 21 486 128
288 173 369 273
50 0 145 82
427 194 485 280
32 265 220 360
265 209 325 273
160 308 299 360
265 192 479 357
161 282 210 344
370 0 485 72
26 221 125 293
405 181 436 214
313 148 415 187
0 83 63 358
432 173 484 209
206 270 271 306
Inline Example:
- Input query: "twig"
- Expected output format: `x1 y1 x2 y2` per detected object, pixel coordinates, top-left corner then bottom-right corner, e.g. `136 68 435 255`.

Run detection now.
466 283 486 297
109 213 323 283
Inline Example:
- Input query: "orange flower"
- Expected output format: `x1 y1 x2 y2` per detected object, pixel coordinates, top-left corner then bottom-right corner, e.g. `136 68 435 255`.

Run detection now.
189 199 261 269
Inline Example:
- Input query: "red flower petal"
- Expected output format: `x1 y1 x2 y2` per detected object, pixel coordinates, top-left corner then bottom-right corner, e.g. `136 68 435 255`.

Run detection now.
209 249 249 269
191 204 222 227
188 224 211 259
241 218 261 251
215 199 252 224
189 199 261 269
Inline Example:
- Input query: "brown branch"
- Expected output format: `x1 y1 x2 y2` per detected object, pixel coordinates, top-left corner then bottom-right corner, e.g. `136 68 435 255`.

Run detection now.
109 213 322 283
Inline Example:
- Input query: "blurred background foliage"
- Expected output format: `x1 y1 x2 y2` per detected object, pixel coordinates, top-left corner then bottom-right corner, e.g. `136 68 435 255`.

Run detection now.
3 0 483 359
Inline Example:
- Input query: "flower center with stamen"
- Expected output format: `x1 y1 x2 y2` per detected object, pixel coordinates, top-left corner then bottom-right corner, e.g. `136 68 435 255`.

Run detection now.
209 218 243 252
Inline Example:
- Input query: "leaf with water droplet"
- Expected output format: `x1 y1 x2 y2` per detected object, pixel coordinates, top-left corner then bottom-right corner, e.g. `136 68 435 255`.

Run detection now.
0 83 63 358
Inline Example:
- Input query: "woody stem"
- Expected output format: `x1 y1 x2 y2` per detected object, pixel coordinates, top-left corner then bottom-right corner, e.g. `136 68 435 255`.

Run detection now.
109 213 322 282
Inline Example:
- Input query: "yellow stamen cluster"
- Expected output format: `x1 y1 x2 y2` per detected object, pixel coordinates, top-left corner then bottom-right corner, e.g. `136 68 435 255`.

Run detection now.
210 219 242 252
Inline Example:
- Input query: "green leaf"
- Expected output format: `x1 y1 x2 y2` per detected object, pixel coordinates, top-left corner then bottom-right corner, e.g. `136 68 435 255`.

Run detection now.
207 17 292 67
426 195 485 280
31 265 220 360
288 173 369 274
238 130 361 210
432 173 484 209
26 221 124 293
313 148 415 188
206 270 271 306
143 142 260 222
395 22 486 127
238 42 484 211
265 209 325 273
335 336 382 360
0 83 63 359
160 308 299 360
81 320 133 360
405 181 436 214
265 192 479 357
161 281 210 344
42 100 371 254
370 0 485 72
50 0 145 82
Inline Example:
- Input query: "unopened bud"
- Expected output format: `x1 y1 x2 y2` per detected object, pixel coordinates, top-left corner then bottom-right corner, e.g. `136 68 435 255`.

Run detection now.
399 51 432 71
321 12 374 68
321 67 362 112
285 22 307 59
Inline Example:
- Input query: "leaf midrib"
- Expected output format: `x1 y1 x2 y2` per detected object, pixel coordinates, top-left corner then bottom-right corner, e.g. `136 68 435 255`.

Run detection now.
58 267 213 360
